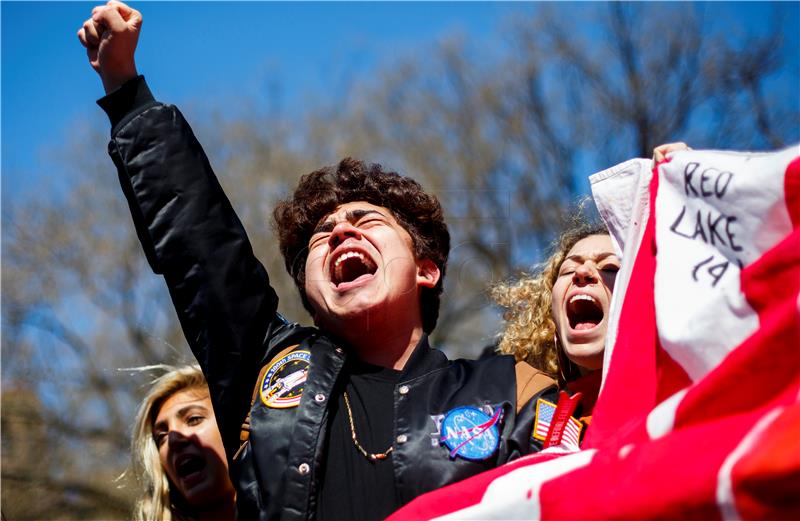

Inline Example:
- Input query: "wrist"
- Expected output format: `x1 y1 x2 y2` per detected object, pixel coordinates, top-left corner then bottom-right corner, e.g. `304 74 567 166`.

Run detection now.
101 65 138 94
97 75 154 133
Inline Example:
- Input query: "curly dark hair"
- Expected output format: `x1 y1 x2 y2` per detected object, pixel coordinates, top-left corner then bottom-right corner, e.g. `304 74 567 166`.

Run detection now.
273 157 450 333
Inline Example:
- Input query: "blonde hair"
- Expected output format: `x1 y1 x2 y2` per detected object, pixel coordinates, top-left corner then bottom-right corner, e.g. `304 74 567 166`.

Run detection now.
491 222 609 380
130 365 208 521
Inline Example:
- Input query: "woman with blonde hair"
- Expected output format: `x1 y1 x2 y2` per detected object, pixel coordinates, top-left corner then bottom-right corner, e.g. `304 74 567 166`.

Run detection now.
131 365 235 521
491 219 616 417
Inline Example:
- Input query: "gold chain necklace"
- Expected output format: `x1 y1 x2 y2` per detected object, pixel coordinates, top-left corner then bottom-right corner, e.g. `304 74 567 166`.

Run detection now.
342 391 394 461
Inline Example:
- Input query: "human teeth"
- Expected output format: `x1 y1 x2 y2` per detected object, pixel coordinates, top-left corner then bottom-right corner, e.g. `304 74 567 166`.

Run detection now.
334 251 366 267
569 294 596 304
332 250 377 285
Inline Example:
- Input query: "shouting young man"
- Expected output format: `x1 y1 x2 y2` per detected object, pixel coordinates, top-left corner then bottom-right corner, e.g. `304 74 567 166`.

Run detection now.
79 3 559 519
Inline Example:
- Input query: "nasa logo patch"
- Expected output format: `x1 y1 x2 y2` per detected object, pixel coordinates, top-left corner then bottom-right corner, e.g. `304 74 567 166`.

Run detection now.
439 406 502 461
259 350 311 408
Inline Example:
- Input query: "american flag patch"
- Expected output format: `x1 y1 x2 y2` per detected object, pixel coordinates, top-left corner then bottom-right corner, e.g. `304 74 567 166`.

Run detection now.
559 416 583 450
532 398 557 441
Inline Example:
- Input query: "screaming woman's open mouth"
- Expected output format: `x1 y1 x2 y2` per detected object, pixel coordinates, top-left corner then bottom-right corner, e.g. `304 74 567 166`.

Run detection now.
175 454 206 479
567 294 604 331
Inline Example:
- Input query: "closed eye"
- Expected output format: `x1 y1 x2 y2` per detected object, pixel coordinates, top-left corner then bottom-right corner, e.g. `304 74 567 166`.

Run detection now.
309 233 330 248
357 217 384 228
558 263 577 276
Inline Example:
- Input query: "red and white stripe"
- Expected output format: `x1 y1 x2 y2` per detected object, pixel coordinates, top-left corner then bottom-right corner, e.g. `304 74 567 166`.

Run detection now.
559 417 582 450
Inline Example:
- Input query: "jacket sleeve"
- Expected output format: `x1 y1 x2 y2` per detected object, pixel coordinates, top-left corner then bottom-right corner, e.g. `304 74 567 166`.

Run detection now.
100 76 284 455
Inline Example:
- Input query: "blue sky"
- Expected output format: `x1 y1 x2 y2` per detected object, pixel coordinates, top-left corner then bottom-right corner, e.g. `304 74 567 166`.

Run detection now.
2 1 797 201
2 1 518 198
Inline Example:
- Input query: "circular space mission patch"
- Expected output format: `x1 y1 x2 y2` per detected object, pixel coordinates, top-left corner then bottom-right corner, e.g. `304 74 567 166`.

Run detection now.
259 350 310 408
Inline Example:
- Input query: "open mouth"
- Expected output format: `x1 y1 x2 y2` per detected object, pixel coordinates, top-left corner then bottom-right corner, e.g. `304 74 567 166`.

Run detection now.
331 250 378 287
175 454 206 479
567 294 604 331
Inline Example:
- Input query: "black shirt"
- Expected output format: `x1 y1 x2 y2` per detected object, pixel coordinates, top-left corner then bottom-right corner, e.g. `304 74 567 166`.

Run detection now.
317 360 402 521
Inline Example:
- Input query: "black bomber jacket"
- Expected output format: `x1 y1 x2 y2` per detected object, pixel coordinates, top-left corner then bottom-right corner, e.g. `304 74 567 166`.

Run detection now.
101 76 558 521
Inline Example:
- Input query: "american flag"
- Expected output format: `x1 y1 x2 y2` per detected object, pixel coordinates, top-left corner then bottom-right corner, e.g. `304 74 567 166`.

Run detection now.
534 399 583 450
533 399 555 441
559 417 582 451
388 145 800 520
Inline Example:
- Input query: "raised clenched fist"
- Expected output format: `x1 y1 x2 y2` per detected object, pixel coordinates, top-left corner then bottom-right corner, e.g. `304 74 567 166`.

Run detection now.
77 0 142 93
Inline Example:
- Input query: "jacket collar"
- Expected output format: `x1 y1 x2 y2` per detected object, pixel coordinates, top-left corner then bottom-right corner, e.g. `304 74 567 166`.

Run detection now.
321 330 447 381
398 334 448 380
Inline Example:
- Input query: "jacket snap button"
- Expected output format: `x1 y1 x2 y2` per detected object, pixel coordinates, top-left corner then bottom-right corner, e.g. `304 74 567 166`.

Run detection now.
399 385 410 395
314 393 326 403
298 463 310 475
396 434 408 444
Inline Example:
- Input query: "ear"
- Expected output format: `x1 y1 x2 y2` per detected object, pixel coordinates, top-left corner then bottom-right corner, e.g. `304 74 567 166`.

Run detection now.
416 259 440 289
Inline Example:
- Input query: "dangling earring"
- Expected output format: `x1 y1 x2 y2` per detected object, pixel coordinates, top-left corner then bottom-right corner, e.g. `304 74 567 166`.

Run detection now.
555 333 578 386
555 334 568 386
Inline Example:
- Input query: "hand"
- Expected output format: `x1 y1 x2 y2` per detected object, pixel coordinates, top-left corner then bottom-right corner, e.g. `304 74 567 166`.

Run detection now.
77 1 142 93
653 142 691 163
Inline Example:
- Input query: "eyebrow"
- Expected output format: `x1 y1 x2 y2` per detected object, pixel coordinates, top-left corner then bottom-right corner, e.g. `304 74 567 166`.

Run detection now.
312 209 387 235
564 252 619 264
153 404 208 432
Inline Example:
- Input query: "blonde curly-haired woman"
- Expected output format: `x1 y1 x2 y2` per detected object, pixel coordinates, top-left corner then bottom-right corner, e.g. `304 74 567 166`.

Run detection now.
492 221 617 421
492 143 689 432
